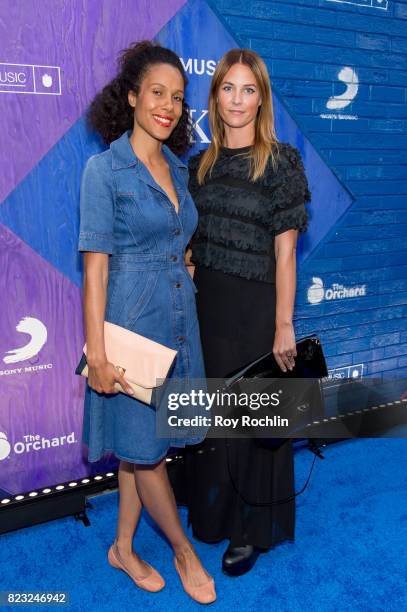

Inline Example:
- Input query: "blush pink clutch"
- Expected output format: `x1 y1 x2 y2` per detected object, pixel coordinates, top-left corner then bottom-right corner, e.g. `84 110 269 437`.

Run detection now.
75 321 177 404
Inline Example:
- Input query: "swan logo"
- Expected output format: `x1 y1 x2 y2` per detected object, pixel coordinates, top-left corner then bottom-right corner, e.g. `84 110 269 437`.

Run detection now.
3 317 47 364
320 67 358 120
308 277 367 304
0 432 11 461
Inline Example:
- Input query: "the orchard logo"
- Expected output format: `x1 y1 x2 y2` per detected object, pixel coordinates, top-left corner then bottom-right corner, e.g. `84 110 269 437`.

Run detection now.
0 432 12 461
308 277 367 304
0 431 77 461
308 278 325 304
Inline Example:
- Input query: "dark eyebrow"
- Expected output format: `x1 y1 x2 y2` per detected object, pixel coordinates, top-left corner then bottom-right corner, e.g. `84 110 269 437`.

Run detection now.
150 82 184 94
222 81 257 87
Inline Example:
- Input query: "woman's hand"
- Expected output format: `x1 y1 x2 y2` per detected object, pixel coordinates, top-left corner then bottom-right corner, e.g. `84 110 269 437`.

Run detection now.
88 359 135 396
273 322 297 373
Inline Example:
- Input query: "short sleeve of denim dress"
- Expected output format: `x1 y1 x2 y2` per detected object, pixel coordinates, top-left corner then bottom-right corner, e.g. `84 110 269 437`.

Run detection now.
78 130 206 464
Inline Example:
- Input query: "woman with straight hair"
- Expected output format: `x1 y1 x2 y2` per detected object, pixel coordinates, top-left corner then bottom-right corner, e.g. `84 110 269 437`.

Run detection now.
178 48 311 576
78 41 216 604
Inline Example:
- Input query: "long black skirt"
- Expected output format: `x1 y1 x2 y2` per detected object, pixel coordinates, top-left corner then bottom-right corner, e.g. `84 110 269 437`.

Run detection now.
171 266 295 549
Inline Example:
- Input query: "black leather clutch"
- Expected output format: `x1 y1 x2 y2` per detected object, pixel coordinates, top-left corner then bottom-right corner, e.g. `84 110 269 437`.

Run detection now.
224 335 328 384
222 336 328 448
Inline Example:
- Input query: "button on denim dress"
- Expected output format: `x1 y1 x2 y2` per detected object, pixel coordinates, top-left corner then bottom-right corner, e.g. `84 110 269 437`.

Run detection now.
78 130 206 464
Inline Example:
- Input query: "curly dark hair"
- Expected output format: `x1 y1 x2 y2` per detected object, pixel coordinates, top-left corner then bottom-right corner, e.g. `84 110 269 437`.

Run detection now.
87 41 192 156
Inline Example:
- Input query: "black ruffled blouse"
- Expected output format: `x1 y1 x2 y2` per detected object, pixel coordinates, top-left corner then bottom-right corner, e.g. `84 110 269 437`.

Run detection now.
188 142 311 283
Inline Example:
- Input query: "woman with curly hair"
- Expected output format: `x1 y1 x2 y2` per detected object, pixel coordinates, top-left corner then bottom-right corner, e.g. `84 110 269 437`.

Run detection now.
78 41 215 604
177 48 311 576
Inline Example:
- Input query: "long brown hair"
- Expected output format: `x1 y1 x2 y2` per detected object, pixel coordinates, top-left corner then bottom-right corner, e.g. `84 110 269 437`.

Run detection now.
197 48 279 184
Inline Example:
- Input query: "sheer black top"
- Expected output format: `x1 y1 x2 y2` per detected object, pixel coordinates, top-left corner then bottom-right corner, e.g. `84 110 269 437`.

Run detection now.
188 142 311 283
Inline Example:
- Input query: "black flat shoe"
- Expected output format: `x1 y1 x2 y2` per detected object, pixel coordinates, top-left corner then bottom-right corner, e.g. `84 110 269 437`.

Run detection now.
222 544 261 577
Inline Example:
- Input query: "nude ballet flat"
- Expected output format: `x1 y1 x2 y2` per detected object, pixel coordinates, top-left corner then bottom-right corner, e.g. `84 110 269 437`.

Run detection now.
108 541 165 593
174 557 217 605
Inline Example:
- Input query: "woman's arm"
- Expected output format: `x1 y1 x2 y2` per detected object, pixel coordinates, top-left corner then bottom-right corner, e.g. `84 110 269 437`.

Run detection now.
184 245 195 278
83 252 109 367
273 229 298 372
78 156 134 395
82 253 134 395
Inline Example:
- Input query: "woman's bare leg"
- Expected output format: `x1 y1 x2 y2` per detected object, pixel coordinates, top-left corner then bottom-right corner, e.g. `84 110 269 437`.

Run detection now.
134 458 211 587
114 460 151 578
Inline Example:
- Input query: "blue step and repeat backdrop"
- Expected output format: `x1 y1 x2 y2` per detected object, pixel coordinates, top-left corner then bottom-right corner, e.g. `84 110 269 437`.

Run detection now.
0 0 406 494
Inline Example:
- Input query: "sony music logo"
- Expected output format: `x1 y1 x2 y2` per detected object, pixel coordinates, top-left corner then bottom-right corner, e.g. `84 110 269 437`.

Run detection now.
320 66 358 121
180 58 217 76
0 62 61 95
0 316 53 376
3 316 47 364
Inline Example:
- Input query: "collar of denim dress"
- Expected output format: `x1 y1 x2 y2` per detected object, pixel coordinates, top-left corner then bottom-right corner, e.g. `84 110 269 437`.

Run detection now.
110 129 187 172
110 130 188 210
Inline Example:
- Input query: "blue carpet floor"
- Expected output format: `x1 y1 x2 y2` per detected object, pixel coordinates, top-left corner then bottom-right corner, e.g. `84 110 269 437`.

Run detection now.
1 439 406 611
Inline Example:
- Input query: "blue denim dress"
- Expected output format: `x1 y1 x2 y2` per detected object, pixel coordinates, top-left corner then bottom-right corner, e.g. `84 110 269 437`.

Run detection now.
78 130 205 464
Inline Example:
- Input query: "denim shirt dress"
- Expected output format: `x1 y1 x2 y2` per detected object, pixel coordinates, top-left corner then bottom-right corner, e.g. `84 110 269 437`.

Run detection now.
78 130 206 464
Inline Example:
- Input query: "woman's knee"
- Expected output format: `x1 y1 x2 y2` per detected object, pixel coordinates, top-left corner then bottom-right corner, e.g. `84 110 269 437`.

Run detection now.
119 459 136 473
135 457 166 475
